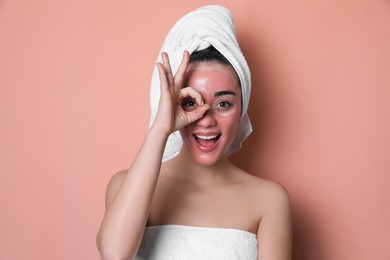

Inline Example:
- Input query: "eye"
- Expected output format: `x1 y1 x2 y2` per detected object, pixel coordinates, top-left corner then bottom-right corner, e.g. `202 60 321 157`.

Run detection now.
182 99 197 111
217 101 232 108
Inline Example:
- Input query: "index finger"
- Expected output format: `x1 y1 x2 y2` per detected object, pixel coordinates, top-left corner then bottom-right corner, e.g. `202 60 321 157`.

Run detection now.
173 50 190 88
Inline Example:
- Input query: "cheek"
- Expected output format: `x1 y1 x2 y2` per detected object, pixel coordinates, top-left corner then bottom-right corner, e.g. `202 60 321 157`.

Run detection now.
217 115 241 138
179 127 193 145
218 108 241 123
179 127 188 138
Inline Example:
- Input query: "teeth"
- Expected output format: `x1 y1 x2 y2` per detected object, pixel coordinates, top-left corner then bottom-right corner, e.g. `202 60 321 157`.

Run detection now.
196 135 218 140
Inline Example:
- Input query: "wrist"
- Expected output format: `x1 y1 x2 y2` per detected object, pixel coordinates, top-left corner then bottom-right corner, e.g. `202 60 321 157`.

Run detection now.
147 125 171 142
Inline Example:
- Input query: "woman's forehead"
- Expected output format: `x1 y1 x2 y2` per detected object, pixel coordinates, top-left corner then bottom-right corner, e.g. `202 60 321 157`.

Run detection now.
185 62 240 91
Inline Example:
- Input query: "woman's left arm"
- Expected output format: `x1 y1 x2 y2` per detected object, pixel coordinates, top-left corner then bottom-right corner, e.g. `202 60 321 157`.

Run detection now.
257 183 292 260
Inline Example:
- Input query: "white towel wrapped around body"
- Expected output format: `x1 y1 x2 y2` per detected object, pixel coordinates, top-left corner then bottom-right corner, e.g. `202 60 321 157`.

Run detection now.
135 225 258 259
149 5 252 162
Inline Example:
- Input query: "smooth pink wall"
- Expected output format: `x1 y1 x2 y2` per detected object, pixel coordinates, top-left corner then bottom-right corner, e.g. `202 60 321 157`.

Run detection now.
1 1 389 259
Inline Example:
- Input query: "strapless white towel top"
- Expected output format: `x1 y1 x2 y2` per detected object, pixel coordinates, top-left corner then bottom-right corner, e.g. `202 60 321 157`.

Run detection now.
135 225 258 260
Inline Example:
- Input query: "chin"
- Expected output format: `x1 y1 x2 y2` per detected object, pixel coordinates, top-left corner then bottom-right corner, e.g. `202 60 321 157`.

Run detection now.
192 153 223 166
186 143 231 166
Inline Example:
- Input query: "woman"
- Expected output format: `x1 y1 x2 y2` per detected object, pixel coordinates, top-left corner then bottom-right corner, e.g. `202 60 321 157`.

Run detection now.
97 5 291 260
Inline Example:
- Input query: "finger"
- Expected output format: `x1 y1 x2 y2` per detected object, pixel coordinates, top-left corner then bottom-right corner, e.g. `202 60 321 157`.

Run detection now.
174 51 190 88
157 62 169 92
161 52 174 87
185 104 211 124
180 87 204 106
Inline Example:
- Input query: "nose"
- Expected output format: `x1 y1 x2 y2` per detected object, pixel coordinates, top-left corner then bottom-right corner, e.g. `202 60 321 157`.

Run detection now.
196 108 217 127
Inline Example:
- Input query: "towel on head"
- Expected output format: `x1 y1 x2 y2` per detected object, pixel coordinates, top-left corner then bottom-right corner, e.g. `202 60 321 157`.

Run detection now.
149 5 252 162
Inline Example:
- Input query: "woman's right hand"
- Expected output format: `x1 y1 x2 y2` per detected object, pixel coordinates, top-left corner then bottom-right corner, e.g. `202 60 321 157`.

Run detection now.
153 51 210 136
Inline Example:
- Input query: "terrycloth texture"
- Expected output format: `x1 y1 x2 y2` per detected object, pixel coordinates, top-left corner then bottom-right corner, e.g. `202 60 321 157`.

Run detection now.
135 225 258 260
149 5 252 162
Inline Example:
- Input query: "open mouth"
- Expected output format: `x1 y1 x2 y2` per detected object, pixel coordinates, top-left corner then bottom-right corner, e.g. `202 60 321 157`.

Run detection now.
193 134 221 148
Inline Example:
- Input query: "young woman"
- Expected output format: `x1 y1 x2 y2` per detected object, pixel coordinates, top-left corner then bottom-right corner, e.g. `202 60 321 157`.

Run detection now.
97 6 291 260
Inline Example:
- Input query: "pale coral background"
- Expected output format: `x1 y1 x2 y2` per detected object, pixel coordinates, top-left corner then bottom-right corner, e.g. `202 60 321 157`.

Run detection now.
1 0 389 259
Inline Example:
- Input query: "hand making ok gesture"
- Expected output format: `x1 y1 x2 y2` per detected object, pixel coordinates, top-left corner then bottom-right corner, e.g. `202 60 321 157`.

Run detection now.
153 51 210 136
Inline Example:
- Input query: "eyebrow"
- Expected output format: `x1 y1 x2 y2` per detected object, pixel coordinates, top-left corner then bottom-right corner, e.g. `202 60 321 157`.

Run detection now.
213 90 236 97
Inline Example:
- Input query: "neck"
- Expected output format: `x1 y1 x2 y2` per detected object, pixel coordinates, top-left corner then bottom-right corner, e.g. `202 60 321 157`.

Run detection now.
167 146 234 185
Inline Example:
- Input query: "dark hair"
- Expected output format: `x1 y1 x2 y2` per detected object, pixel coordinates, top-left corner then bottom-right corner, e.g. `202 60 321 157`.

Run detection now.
190 46 232 66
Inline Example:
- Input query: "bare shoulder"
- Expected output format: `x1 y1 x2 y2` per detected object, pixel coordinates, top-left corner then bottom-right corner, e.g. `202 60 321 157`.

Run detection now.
104 169 128 209
259 179 291 221
235 168 291 214
242 174 292 258
255 177 290 208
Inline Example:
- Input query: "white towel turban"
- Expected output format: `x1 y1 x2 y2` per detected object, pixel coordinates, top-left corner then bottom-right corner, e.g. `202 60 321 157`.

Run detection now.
149 5 252 162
